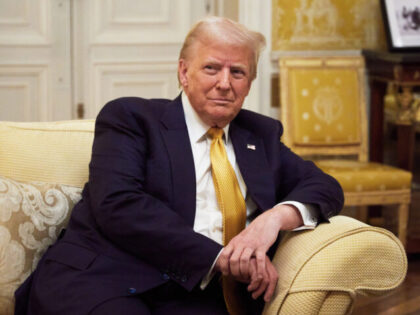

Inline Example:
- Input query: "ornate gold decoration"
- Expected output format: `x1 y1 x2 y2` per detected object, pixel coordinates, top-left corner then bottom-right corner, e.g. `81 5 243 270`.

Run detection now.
272 0 387 50
313 87 343 125
395 86 419 125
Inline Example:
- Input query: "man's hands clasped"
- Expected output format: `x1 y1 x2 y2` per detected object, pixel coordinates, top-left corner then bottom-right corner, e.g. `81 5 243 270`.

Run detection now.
214 204 304 302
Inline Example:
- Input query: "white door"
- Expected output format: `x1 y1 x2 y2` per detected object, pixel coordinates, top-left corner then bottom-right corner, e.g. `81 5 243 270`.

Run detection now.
72 0 212 119
0 0 72 121
0 0 212 121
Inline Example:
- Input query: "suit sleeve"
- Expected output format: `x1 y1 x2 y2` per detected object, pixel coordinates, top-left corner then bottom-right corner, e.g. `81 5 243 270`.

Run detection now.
87 99 222 291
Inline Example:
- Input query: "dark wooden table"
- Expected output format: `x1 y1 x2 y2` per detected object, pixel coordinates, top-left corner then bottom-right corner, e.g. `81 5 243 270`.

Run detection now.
363 50 420 172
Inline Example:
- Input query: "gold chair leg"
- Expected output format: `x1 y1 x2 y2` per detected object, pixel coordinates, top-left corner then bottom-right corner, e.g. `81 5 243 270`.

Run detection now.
356 206 368 223
397 203 409 248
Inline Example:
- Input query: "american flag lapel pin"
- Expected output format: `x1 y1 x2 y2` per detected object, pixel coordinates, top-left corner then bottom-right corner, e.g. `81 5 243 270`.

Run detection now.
247 144 256 150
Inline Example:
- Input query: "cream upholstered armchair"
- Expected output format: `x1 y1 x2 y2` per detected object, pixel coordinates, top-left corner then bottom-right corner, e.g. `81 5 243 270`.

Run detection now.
0 120 407 315
279 56 412 248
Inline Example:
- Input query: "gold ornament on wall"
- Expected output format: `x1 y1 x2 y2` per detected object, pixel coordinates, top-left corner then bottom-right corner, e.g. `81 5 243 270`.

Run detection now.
272 0 387 50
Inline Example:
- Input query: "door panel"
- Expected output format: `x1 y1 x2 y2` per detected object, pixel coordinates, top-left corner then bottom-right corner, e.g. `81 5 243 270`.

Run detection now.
73 0 209 119
0 0 71 121
0 0 216 121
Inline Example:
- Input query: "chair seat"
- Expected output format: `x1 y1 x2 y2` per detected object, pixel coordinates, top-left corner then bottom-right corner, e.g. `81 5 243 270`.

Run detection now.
315 160 412 192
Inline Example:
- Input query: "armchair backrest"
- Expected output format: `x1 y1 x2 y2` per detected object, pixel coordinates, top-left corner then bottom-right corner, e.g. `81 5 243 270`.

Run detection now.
279 56 368 162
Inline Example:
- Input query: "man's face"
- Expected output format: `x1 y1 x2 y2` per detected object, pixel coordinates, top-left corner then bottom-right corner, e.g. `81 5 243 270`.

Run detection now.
178 39 253 128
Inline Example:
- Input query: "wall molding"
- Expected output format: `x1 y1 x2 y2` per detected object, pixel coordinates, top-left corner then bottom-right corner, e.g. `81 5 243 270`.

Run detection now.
238 0 273 118
90 62 179 117
91 0 191 44
0 64 50 121
0 0 51 45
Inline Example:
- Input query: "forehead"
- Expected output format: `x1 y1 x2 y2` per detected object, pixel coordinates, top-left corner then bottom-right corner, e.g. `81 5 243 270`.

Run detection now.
189 39 253 67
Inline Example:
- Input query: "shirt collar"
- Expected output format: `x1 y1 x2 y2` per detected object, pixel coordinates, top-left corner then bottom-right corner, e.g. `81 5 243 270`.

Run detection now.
182 92 230 143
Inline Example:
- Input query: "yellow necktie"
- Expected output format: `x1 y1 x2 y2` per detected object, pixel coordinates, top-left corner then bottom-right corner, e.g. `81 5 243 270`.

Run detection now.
208 127 246 315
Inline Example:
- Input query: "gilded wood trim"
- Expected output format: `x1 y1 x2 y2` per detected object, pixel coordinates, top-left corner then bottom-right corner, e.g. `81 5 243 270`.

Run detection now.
293 146 362 157
344 189 411 206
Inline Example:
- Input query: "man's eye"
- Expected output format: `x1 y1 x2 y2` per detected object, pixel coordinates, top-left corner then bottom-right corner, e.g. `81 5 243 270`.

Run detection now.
232 69 245 77
204 65 216 72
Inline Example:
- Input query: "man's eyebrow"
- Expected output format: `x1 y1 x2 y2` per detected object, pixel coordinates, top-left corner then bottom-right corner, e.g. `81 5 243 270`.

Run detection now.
204 58 222 65
231 64 247 70
204 58 249 71
230 64 249 74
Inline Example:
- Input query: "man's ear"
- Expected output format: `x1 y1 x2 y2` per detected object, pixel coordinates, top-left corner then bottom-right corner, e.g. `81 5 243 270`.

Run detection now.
178 59 189 88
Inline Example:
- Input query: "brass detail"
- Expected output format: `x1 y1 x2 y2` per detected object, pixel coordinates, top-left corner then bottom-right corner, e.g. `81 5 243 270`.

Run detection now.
395 86 419 125
77 103 85 119
414 71 420 80
393 65 402 81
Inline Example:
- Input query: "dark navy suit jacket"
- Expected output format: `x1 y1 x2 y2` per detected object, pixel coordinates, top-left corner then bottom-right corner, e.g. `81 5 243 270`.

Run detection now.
15 95 343 314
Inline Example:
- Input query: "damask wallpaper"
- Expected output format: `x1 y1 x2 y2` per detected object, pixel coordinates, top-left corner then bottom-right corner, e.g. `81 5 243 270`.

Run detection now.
272 0 387 50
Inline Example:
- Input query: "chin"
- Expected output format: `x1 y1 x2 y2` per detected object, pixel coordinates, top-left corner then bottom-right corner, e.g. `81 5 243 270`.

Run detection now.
208 111 237 126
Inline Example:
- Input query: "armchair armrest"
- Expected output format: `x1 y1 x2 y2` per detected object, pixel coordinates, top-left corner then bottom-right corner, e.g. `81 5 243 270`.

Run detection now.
263 215 407 315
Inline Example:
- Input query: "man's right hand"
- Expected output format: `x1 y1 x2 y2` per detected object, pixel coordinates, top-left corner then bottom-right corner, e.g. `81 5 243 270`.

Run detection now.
246 256 278 302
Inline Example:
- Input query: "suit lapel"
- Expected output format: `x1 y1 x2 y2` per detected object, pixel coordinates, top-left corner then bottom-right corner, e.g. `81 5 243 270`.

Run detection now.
229 121 276 211
160 95 196 226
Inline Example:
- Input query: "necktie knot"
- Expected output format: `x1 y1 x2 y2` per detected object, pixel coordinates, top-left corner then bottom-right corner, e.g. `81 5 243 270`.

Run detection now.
207 127 224 140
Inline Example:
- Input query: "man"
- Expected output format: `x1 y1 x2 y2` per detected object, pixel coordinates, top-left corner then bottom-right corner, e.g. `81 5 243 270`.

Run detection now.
15 17 343 314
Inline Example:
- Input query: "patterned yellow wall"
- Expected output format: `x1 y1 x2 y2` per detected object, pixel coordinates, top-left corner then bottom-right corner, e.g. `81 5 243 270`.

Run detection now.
272 0 387 51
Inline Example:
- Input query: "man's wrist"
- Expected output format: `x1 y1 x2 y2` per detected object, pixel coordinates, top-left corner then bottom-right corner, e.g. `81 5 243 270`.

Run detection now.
271 204 304 230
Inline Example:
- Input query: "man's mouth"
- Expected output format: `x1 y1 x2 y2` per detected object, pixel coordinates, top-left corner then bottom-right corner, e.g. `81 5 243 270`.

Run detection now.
209 98 233 105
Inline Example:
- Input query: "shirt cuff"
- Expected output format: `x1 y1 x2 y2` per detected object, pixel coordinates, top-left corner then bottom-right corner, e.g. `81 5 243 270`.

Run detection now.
278 201 318 231
200 249 223 290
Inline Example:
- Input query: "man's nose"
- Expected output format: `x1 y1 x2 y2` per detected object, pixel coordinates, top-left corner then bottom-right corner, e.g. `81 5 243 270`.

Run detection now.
216 68 231 90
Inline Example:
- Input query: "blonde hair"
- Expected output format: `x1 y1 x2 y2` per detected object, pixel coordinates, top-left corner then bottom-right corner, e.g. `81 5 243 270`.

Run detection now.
179 16 266 81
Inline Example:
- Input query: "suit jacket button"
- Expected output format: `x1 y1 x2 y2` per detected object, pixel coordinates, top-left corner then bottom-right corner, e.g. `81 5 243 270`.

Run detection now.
181 276 187 283
128 287 136 294
162 273 170 280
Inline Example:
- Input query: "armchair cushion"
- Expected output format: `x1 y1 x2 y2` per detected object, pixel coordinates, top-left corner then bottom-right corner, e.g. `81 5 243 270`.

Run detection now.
0 175 82 314
263 216 407 315
316 160 412 192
